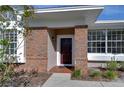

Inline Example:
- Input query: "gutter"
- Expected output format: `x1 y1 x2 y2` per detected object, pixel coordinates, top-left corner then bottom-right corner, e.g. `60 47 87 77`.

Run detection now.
95 20 124 24
35 6 104 13
18 5 104 14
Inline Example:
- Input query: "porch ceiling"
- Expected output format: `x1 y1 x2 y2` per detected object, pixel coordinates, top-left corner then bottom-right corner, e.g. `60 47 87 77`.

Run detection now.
29 7 103 28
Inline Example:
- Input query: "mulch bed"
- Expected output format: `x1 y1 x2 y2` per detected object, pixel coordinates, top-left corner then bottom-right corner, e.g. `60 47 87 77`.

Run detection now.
0 71 52 87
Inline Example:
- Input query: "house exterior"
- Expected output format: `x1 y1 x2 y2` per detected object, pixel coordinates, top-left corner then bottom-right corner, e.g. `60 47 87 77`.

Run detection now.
3 6 124 75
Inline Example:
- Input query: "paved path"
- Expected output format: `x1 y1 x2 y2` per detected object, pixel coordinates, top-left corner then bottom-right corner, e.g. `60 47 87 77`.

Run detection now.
43 73 124 87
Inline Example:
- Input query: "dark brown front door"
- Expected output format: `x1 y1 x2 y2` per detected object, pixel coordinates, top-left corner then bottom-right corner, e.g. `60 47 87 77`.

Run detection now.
60 38 72 65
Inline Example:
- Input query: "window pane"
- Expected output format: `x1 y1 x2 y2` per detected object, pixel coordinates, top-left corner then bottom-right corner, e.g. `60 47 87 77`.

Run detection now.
97 36 100 40
117 35 121 40
108 35 111 40
101 36 105 40
107 30 124 54
88 42 92 47
122 31 124 34
122 35 124 40
97 42 100 47
1 30 17 55
117 48 121 53
101 42 105 47
93 36 96 40
92 31 96 35
112 31 116 35
88 48 91 53
97 48 100 53
108 48 111 53
101 48 105 53
88 32 92 35
88 30 105 53
92 48 97 53
122 48 124 53
112 42 116 46
88 36 92 40
117 42 121 47
112 35 116 40
93 42 97 47
122 42 124 46
10 49 14 54
108 42 111 47
112 48 116 53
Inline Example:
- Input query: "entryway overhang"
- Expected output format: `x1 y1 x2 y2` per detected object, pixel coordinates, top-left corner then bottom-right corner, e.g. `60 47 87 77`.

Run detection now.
29 6 104 28
27 6 104 74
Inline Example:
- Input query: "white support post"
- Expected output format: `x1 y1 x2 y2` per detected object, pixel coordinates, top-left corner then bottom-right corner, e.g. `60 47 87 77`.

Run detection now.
16 15 25 63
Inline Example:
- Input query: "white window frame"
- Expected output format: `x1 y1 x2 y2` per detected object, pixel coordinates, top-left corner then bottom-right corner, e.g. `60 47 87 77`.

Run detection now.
88 29 106 53
0 15 25 63
2 30 17 55
88 29 124 61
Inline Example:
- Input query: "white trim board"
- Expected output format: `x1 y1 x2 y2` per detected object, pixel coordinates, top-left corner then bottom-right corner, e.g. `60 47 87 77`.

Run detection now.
57 35 74 66
19 6 104 14
95 20 124 24
35 6 104 13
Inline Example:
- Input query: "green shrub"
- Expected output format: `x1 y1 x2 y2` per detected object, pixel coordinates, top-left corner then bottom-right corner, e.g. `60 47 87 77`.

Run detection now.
90 70 101 78
106 60 119 71
0 64 14 84
0 63 6 72
103 70 118 80
71 69 82 78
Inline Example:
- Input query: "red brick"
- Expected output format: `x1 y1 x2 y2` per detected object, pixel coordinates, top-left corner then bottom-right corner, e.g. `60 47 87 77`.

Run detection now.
74 26 88 78
15 28 48 72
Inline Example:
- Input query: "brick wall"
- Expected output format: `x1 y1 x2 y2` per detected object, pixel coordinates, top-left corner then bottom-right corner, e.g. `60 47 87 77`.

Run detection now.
15 27 48 72
74 25 88 78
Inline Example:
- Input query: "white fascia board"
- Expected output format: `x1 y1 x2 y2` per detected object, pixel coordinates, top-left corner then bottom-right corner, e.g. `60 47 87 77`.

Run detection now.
18 6 104 14
35 6 104 13
95 20 124 24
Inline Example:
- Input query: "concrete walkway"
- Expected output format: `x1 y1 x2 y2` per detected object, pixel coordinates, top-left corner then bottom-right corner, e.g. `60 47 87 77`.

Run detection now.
43 73 124 87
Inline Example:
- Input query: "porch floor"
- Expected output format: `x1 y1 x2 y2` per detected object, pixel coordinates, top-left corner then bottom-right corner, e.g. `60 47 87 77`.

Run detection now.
49 66 74 73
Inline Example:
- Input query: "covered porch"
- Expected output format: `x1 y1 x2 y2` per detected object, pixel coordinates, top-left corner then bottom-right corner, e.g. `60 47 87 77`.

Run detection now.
27 6 103 77
47 26 88 75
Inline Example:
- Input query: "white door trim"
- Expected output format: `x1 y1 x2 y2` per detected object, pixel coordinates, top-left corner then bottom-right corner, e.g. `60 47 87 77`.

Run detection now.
57 35 74 66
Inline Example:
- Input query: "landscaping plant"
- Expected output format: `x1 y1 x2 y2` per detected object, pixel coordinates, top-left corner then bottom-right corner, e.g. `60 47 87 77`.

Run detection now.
71 69 82 79
106 57 119 71
103 70 118 80
0 5 34 86
89 70 101 80
0 37 15 84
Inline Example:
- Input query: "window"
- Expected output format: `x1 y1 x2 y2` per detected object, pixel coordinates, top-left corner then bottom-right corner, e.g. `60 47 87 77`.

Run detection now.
88 30 106 53
88 29 124 54
107 29 124 53
1 30 17 55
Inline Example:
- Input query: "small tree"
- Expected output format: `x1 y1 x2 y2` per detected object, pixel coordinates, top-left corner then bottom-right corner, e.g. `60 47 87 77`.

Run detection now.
0 5 34 84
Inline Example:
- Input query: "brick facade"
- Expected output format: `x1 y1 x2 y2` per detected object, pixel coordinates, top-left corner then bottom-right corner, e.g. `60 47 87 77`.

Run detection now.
15 26 89 74
15 27 48 72
74 25 88 78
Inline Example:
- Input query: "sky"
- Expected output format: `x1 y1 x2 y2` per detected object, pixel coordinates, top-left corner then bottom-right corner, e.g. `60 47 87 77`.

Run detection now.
33 5 124 20
97 5 124 20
